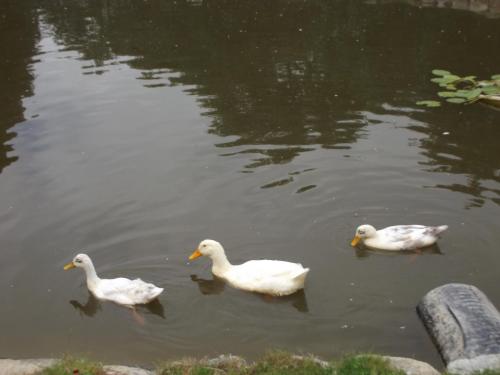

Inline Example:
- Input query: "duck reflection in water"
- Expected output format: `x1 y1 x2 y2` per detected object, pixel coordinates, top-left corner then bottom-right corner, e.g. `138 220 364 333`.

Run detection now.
190 274 309 313
354 244 443 260
70 292 166 321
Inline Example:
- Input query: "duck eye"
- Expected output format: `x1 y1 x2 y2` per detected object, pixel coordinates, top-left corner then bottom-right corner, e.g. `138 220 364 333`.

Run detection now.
358 230 365 235
75 259 82 263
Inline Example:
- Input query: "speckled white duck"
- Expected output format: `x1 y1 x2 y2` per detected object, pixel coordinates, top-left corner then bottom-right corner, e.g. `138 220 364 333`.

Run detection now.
189 239 309 296
64 253 163 306
351 224 448 251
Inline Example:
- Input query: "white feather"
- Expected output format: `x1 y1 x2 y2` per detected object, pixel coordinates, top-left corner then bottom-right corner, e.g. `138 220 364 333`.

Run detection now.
190 240 309 296
65 254 163 307
352 224 448 251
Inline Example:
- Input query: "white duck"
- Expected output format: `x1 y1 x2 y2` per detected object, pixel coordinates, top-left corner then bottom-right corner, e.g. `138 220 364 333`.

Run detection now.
351 224 448 251
64 253 163 306
188 239 309 296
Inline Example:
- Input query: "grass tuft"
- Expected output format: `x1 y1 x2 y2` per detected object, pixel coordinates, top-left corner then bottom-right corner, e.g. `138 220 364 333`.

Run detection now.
247 350 333 375
41 351 419 375
337 355 405 375
39 356 105 375
157 358 231 375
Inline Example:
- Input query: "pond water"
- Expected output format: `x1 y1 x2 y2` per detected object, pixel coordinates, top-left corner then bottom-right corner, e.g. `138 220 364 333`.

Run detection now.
1 0 500 368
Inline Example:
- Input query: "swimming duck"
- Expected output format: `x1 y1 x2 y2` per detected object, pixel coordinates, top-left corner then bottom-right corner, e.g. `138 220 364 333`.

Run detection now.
188 239 309 296
351 224 448 251
64 254 163 306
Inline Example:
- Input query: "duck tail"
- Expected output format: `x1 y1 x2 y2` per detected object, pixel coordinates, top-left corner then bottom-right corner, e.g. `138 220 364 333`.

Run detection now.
434 225 448 236
292 268 310 283
151 287 164 299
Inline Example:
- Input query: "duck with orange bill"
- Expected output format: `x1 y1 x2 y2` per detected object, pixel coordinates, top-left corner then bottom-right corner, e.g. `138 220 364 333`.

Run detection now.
351 224 448 251
189 239 309 296
64 253 163 307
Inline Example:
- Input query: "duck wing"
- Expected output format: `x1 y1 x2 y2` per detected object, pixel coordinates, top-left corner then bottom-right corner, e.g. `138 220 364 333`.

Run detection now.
378 225 448 250
97 278 163 306
237 260 306 279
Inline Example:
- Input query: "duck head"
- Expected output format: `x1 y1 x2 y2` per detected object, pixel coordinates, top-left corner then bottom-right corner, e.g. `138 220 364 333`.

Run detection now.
189 239 224 260
351 224 377 246
64 253 93 271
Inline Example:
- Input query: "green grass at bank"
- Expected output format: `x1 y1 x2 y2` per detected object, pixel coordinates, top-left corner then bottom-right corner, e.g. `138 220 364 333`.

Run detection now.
157 351 405 375
39 356 105 375
39 350 500 375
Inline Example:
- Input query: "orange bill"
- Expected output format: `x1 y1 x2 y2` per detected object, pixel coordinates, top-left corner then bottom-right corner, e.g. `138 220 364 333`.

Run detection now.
350 236 361 247
189 249 203 261
64 261 76 270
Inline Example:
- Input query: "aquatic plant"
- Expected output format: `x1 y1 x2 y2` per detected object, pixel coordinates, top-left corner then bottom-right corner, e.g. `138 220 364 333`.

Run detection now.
417 70 500 108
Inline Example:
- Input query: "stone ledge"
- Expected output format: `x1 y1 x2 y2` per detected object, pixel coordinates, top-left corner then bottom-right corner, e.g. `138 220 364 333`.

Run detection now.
103 365 153 375
0 359 152 375
0 359 56 375
0 355 441 375
384 356 441 375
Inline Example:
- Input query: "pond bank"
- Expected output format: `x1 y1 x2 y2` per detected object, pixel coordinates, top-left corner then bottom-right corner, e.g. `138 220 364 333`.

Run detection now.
0 352 441 375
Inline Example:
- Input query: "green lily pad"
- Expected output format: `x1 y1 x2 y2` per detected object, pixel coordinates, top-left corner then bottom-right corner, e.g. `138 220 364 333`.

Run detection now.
431 75 460 85
464 88 482 100
441 75 461 83
482 86 500 95
438 91 458 98
432 69 451 76
421 69 500 110
454 88 482 100
446 97 466 104
416 100 441 107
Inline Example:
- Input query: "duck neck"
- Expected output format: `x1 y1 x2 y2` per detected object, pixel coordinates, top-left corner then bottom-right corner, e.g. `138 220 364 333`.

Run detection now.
82 262 100 290
210 251 232 277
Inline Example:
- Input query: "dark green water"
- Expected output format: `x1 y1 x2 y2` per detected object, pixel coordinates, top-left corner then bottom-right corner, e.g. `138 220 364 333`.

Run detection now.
1 0 500 368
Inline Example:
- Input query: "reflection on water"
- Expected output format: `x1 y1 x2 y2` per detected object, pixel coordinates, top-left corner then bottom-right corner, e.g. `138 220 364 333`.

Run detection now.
1 0 500 367
373 0 500 18
33 0 500 203
0 1 38 173
409 108 500 208
191 274 226 295
191 274 309 313
354 244 443 259
70 292 165 319
70 292 102 317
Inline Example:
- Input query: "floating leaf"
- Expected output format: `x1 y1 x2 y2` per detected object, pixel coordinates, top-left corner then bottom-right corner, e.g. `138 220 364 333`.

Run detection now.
432 75 460 85
453 89 481 99
441 75 461 83
422 69 499 110
416 100 441 107
438 91 458 98
432 69 451 76
446 97 466 104
463 88 482 100
478 80 493 87
482 86 500 95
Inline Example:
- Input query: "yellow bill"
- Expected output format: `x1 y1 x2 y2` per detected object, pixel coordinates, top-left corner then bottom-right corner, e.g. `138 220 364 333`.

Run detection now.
350 236 361 247
189 249 203 261
64 262 76 270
